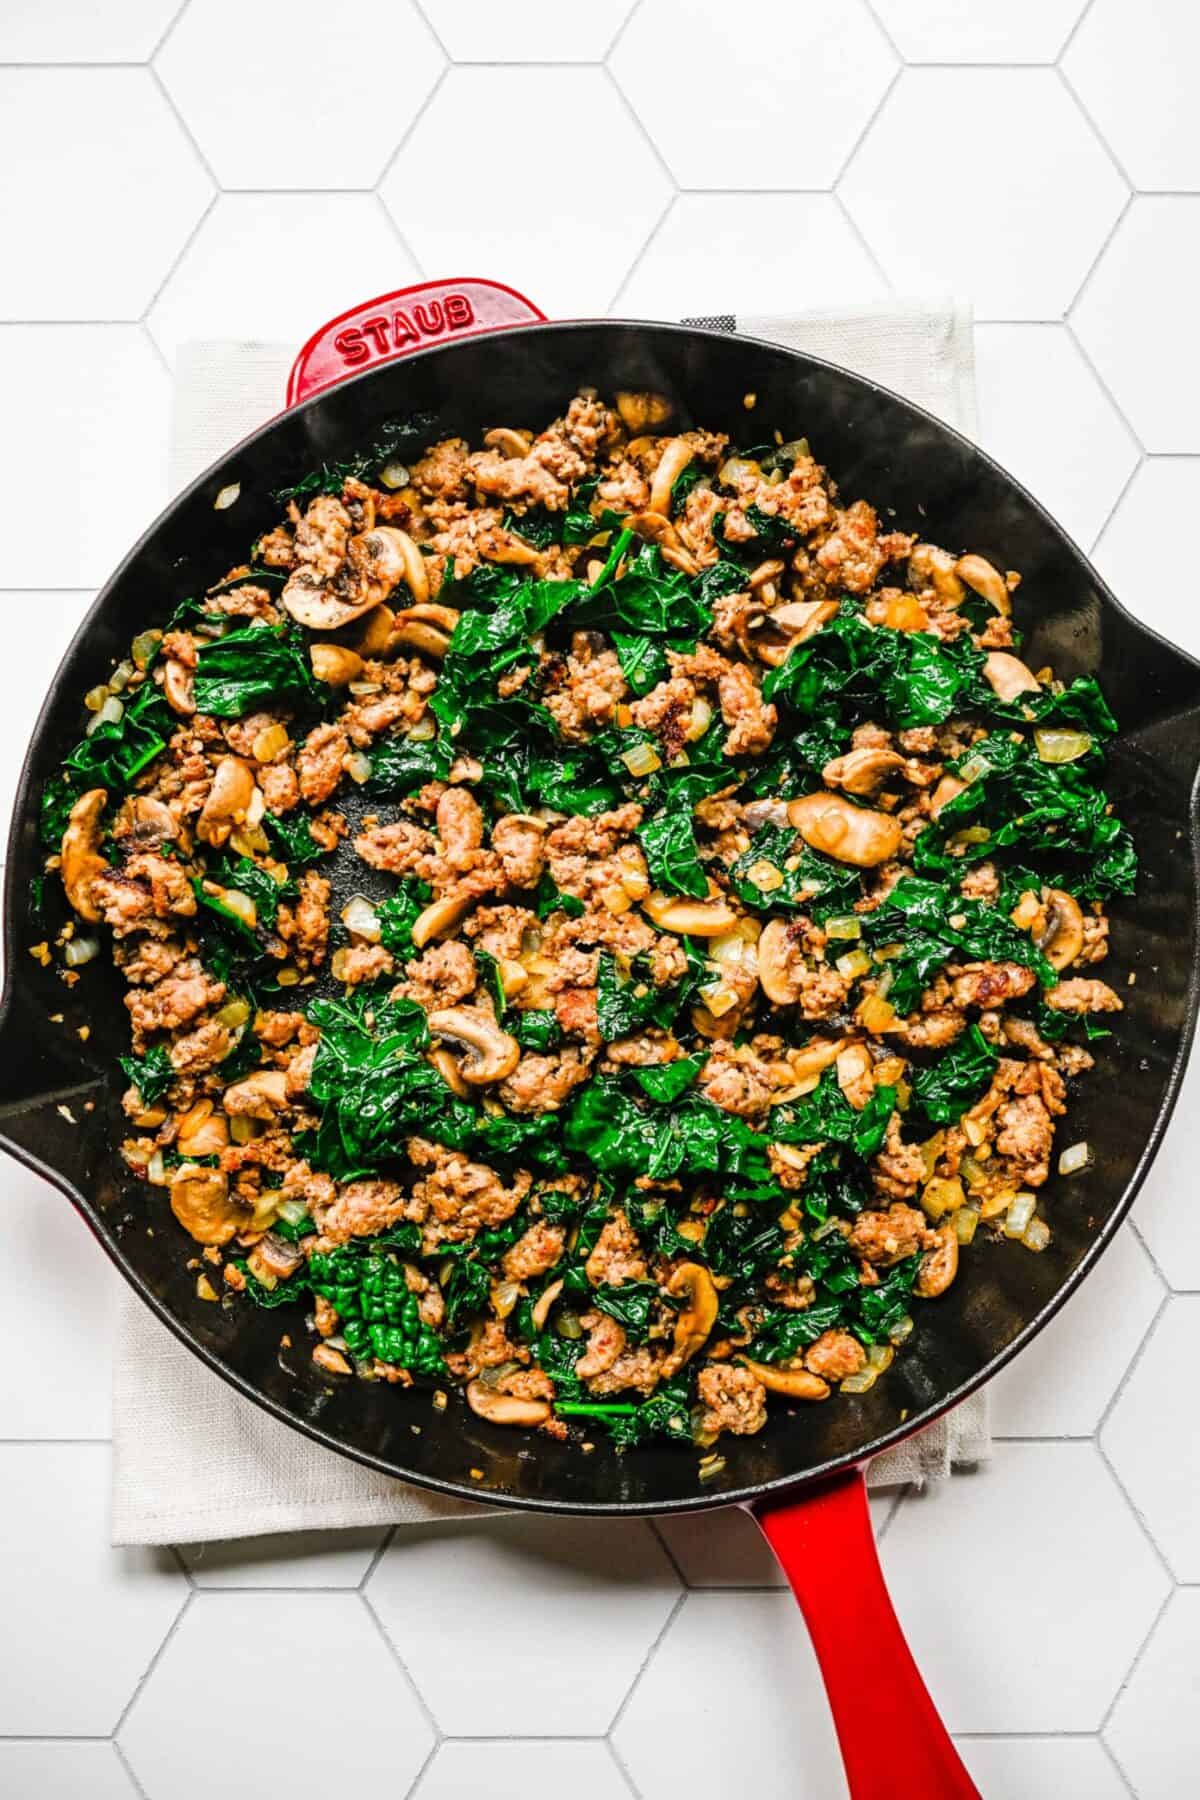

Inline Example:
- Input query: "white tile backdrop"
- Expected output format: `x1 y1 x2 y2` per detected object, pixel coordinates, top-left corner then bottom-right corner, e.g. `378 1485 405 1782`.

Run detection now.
0 2 1197 1795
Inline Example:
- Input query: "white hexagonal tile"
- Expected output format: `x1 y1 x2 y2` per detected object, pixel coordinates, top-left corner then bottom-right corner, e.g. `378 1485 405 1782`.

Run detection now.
0 591 92 854
0 0 181 60
419 0 634 61
616 194 887 321
121 1593 433 1799
369 1518 679 1735
1103 1296 1200 1580
615 1591 847 1800
0 327 168 589
655 1490 900 1588
422 1741 629 1800
0 69 210 321
956 1735 1129 1800
841 69 1126 321
1129 1037 1200 1286
611 0 895 189
0 1157 117 1438
157 0 444 190
1092 458 1200 661
1106 1589 1200 1800
0 1743 138 1800
1066 0 1200 190
881 1444 1168 1731
0 1445 186 1735
974 323 1139 550
382 68 671 318
147 193 415 369
988 1223 1162 1437
178 1528 386 1587
871 0 1086 63
1074 199 1200 452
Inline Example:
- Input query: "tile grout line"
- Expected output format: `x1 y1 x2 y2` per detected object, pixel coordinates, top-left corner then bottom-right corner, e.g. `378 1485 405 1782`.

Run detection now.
1056 0 1100 65
109 1587 195 1743
148 0 194 62
359 1585 444 1748
112 1734 153 1800
831 61 904 192
374 62 451 199
146 60 222 192
1064 318 1149 460
407 0 452 64
604 1586 687 1742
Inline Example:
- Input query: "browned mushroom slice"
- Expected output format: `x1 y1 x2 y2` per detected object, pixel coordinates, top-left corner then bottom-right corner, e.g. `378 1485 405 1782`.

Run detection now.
465 1380 551 1427
389 602 460 659
60 788 110 922
821 746 906 796
748 600 840 667
787 792 902 868
427 1007 521 1086
983 651 1040 702
168 1165 244 1247
196 756 256 849
643 893 739 936
667 1263 719 1366
737 1356 830 1400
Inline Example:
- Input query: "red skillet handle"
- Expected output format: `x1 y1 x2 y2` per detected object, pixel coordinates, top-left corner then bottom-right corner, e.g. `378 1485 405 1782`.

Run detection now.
752 1469 979 1800
286 277 546 407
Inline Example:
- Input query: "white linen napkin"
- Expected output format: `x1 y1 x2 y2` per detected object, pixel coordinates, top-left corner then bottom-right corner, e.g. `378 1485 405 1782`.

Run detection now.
111 301 989 1546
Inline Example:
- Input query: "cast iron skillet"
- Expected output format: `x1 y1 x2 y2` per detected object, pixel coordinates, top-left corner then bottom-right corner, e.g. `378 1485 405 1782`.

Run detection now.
3 279 1199 1798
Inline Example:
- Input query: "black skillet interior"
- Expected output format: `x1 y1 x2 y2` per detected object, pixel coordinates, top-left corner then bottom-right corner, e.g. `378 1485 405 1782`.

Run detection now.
2 321 1199 1515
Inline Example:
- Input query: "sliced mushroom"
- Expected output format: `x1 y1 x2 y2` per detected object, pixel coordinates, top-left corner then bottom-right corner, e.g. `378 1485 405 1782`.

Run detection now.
119 795 179 848
352 603 396 656
197 756 256 848
737 1356 830 1401
915 1221 959 1298
168 1165 243 1247
175 1099 229 1157
281 567 375 632
648 437 696 516
386 526 431 605
60 788 109 922
757 918 806 1007
642 893 739 937
772 1034 847 1084
615 390 672 435
428 1045 471 1099
956 553 1011 615
247 1231 305 1285
163 657 195 716
836 1042 875 1105
309 644 364 687
390 602 459 659
483 427 533 458
626 511 701 576
748 600 840 667
1033 887 1086 971
222 1068 290 1116
466 1379 551 1427
821 746 905 796
427 1007 520 1086
667 1262 719 1367
983 651 1040 702
908 543 965 606
787 792 902 868
411 890 475 949
929 774 966 818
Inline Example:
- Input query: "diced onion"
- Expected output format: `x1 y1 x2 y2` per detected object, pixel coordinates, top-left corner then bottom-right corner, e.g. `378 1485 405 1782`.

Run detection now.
859 994 896 1033
379 459 409 491
685 698 713 742
131 630 161 670
835 948 871 979
746 859 783 892
108 660 134 694
277 1198 309 1227
84 684 109 712
556 1311 583 1340
408 716 436 742
840 1368 878 1395
348 680 383 696
85 695 123 735
1022 1217 1051 1252
824 915 862 941
230 1114 260 1143
958 752 992 785
954 1204 980 1245
1035 728 1092 765
620 741 662 776
215 998 251 1030
64 934 99 967
1058 1140 1093 1177
341 895 382 942
219 887 257 930
147 1150 166 1185
810 1218 841 1243
214 481 240 510
345 751 372 784
921 1176 965 1220
718 456 761 487
866 1344 894 1372
1003 1192 1037 1238
491 1280 521 1320
888 1315 914 1346
251 723 290 763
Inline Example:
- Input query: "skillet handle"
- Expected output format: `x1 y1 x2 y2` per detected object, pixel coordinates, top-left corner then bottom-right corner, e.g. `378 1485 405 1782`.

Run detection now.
752 1469 979 1800
286 278 547 406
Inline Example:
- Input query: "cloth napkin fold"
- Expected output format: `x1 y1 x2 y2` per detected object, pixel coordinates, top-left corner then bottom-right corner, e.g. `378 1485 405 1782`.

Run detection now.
111 299 989 1546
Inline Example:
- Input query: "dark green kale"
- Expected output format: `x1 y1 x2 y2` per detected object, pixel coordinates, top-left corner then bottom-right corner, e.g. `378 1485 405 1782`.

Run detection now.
272 412 438 504
193 625 325 719
861 875 1057 1017
376 881 432 958
910 1023 999 1127
366 732 453 796
307 1245 445 1373
730 823 860 920
637 807 708 898
262 809 334 866
119 1043 174 1105
556 1376 694 1447
41 683 174 847
513 1010 562 1052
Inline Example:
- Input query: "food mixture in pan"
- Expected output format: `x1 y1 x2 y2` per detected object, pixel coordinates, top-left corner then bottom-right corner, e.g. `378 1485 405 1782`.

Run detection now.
42 391 1134 1457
